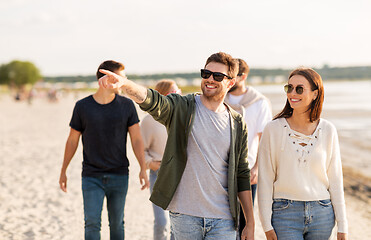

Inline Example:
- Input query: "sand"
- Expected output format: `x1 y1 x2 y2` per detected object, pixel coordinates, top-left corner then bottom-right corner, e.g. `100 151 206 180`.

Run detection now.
0 89 370 240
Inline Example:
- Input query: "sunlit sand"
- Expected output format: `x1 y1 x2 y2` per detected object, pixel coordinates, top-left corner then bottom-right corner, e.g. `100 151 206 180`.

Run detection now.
0 81 370 239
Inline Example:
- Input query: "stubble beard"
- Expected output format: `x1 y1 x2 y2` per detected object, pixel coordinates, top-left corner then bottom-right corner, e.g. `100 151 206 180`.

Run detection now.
201 85 227 102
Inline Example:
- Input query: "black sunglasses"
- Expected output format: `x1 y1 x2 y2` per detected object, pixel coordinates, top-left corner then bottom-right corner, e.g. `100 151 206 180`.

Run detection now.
200 69 232 82
284 84 306 94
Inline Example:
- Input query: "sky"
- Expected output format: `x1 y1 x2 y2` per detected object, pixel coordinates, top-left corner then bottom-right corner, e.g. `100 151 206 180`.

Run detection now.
1 0 370 76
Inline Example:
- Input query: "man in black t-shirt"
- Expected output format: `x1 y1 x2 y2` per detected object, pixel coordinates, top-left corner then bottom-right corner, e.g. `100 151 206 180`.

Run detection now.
59 60 149 240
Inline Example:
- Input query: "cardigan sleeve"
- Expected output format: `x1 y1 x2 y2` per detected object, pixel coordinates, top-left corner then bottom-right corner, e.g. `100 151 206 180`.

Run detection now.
257 123 276 232
327 126 348 233
139 89 185 128
237 120 251 192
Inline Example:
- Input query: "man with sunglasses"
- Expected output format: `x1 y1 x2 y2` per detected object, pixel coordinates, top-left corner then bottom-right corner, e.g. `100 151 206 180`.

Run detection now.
98 52 255 240
225 59 272 239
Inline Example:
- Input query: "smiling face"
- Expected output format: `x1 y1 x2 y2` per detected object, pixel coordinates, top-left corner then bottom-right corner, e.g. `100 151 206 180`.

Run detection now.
287 74 318 113
201 61 235 102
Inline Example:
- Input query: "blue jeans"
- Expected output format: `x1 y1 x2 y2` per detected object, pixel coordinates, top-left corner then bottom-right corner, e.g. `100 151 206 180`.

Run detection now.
82 174 129 240
150 170 174 240
169 212 236 240
272 199 335 240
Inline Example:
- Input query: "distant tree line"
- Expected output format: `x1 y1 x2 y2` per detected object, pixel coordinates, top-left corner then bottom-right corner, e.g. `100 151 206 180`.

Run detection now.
314 66 371 80
42 65 371 83
1 59 370 88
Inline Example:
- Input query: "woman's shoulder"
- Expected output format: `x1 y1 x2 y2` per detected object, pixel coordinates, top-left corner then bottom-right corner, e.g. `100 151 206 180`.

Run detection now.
261 118 286 138
141 114 158 126
141 113 152 122
319 118 337 133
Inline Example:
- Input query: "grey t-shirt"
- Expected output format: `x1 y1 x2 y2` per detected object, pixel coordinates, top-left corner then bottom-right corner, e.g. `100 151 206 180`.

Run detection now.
167 95 232 219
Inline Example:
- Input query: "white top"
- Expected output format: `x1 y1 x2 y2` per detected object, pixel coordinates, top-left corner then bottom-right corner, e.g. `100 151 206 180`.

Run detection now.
257 118 348 233
227 94 272 167
140 114 167 164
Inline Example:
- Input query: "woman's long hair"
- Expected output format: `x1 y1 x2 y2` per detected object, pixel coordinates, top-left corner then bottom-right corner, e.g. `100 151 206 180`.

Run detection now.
274 68 324 122
155 79 176 96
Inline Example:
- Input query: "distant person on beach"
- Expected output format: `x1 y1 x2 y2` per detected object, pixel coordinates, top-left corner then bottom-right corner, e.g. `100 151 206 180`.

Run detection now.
98 52 255 240
224 58 272 239
58 60 149 240
257 68 348 240
27 88 36 105
140 79 181 240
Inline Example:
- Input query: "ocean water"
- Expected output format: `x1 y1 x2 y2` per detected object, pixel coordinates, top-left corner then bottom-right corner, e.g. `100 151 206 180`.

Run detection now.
254 80 371 133
324 80 371 111
253 80 371 177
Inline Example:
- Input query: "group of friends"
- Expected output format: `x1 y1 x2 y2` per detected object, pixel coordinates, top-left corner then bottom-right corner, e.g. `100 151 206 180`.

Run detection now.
59 52 348 240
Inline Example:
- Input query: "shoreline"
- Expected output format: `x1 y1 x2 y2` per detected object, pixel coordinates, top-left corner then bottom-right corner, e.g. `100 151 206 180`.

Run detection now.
342 166 371 206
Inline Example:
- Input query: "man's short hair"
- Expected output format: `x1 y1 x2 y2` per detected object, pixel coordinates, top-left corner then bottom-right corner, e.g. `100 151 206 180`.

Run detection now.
96 60 125 80
205 52 239 78
237 58 250 76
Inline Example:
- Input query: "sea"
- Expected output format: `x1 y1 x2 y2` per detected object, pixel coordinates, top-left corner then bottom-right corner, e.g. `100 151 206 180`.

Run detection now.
254 80 371 136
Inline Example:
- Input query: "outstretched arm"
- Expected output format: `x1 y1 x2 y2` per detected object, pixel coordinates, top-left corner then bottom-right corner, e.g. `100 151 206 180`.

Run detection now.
128 123 150 190
99 69 148 104
59 128 81 192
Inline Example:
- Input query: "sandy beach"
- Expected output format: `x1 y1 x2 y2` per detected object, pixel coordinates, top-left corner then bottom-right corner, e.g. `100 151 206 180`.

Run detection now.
0 81 370 239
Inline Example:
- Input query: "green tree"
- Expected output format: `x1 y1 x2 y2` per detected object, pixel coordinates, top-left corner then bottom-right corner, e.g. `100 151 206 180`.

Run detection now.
0 60 41 88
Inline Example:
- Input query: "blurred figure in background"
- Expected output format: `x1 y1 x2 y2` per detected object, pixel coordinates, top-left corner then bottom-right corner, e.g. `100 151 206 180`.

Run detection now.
140 79 181 240
225 58 272 239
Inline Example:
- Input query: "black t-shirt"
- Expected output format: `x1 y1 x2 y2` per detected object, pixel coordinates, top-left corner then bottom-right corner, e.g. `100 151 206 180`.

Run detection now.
70 94 139 177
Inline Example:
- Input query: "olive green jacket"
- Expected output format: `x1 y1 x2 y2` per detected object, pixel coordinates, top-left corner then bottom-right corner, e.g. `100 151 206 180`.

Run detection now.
139 89 251 227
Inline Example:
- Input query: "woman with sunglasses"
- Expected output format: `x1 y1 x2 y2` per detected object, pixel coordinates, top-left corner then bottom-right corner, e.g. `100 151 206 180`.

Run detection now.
257 68 348 240
140 79 181 240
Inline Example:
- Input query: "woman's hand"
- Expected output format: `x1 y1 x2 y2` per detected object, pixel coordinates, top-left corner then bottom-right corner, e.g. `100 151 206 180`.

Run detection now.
149 160 161 171
265 230 277 240
337 232 348 240
250 163 258 185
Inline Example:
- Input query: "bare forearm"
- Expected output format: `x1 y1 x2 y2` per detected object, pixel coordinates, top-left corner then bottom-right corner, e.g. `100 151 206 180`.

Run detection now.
61 139 79 173
132 140 147 170
121 80 148 104
238 190 255 227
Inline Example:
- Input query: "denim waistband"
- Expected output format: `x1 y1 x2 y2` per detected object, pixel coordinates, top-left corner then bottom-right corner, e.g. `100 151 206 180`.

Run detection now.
273 198 331 203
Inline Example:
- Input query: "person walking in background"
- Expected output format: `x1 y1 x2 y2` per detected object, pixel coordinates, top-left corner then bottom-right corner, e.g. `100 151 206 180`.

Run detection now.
140 79 181 240
98 52 255 240
224 58 272 239
257 68 348 240
58 60 149 240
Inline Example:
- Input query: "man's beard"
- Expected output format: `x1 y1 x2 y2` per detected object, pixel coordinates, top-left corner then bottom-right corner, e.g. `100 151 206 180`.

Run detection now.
201 85 226 102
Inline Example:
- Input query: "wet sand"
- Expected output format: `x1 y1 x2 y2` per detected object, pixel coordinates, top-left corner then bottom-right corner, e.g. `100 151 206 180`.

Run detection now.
0 88 370 239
